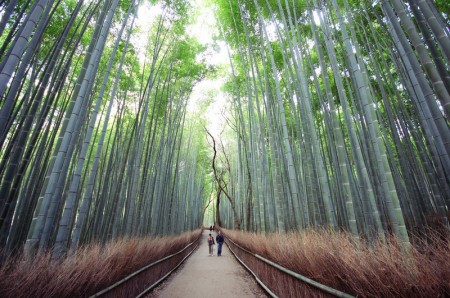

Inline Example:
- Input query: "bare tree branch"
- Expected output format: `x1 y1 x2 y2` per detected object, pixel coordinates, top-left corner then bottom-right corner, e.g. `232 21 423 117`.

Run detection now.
205 127 241 229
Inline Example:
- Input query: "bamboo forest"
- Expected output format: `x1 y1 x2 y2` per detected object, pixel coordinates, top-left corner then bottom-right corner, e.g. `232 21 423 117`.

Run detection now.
0 0 449 296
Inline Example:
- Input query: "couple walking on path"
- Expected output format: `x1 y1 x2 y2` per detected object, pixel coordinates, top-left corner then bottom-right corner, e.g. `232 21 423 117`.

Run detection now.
208 231 224 256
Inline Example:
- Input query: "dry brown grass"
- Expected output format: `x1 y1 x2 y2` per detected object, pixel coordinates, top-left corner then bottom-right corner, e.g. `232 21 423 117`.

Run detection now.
0 229 201 298
223 228 450 297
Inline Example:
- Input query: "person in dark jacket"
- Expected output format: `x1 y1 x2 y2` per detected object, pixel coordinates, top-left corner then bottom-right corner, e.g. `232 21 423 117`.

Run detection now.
215 231 224 256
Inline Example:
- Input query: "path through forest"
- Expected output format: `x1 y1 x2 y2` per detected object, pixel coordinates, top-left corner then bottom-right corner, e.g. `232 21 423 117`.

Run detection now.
147 230 268 297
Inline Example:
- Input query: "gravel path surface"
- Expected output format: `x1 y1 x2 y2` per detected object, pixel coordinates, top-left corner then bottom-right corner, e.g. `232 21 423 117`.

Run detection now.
147 230 268 298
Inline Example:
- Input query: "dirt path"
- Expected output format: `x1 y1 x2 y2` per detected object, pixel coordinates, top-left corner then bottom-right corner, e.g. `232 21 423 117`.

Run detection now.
147 230 268 298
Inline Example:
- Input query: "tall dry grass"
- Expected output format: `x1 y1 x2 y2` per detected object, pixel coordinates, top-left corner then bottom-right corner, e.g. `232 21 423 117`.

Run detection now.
0 229 201 297
224 228 450 297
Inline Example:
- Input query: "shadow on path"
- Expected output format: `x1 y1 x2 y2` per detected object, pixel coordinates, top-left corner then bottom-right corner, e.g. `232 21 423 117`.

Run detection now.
146 229 268 298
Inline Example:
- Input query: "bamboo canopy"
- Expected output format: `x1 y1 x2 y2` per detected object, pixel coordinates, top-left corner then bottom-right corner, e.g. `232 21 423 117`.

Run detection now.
0 0 449 259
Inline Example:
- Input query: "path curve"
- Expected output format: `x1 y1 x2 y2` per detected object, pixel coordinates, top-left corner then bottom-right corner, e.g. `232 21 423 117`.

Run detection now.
147 230 268 298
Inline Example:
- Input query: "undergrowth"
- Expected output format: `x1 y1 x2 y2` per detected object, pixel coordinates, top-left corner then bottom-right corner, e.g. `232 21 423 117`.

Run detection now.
1 227 448 297
0 229 201 298
224 228 450 297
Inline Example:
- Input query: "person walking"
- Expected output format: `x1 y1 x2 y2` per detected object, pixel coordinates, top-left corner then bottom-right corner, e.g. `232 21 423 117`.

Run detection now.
216 231 224 256
207 233 215 256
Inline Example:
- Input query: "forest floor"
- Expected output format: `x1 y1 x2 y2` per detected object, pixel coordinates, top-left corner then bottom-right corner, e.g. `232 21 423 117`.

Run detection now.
146 229 268 298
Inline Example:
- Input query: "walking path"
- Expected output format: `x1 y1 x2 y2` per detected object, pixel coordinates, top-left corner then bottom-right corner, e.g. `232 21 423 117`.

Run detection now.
147 230 268 298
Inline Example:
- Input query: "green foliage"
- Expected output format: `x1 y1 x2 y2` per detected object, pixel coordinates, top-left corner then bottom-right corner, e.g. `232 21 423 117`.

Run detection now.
434 0 450 18
171 37 208 81
119 43 141 92
1 0 449 258
215 0 255 47
270 40 284 70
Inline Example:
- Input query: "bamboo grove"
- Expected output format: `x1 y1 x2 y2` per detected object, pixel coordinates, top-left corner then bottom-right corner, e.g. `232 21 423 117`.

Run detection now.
0 0 449 261
212 0 449 248
0 0 210 259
